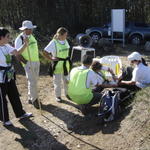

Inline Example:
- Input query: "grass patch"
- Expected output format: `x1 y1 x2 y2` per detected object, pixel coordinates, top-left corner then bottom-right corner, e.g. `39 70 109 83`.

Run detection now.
134 87 150 103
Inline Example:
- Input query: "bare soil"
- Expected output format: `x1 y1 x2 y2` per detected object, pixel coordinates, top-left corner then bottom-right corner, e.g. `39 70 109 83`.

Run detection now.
0 44 150 150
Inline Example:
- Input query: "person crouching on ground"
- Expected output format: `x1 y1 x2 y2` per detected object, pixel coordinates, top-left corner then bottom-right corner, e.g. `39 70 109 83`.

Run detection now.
67 55 117 115
91 60 118 91
0 28 32 126
118 51 150 91
43 27 71 102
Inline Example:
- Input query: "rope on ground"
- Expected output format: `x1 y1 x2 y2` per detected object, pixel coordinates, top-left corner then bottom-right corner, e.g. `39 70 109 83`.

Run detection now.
42 114 103 150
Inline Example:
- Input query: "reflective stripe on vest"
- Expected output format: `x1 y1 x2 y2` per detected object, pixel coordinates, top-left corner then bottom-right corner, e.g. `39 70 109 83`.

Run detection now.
21 35 39 62
68 68 93 104
53 39 70 74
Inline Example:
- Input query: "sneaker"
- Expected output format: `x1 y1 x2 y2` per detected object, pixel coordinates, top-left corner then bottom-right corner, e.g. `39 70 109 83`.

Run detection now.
3 121 13 126
19 113 33 119
55 97 62 102
66 95 71 100
79 105 91 115
33 99 42 109
28 99 33 104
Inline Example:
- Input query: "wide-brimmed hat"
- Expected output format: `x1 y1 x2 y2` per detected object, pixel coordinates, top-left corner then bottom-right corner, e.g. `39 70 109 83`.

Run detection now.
19 20 37 30
128 52 142 61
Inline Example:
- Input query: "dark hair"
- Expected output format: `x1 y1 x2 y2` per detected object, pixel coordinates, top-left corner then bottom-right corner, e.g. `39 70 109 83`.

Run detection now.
91 61 102 72
141 57 148 66
82 55 93 65
53 27 68 39
0 27 9 39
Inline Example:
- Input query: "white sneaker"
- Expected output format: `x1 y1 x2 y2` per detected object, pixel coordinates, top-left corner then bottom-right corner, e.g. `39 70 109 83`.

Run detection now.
55 97 62 102
4 121 13 126
19 113 33 119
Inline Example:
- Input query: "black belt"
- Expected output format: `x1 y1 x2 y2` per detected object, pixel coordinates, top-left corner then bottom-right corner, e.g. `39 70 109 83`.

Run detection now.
52 57 72 76
0 66 11 70
0 65 15 83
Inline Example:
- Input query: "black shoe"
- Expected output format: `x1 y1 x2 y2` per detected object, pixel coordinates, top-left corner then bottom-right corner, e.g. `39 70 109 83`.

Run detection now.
66 95 71 100
19 113 33 119
28 99 33 104
33 99 42 109
79 105 90 115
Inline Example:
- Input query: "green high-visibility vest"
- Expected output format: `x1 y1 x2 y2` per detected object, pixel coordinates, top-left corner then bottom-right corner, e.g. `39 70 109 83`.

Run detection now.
21 35 39 62
53 39 70 74
68 68 93 104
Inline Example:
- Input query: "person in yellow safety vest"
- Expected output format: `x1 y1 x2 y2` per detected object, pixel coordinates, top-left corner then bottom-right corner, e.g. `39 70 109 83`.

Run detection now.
67 55 117 115
43 27 71 102
15 20 40 109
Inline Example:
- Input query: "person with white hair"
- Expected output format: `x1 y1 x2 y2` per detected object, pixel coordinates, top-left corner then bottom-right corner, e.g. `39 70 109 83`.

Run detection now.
119 51 150 89
15 20 40 108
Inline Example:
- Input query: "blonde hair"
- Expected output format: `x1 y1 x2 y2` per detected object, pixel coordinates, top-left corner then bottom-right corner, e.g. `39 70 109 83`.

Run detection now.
53 27 68 39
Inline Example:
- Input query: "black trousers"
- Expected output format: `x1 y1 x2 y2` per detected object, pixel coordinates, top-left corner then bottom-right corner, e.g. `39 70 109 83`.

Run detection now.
82 86 103 108
0 79 25 122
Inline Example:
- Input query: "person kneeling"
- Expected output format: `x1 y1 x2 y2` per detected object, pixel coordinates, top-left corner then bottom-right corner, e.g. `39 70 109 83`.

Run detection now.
67 55 117 115
118 52 150 91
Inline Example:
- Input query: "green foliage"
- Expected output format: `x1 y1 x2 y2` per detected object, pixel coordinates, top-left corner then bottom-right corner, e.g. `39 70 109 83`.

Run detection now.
134 87 150 103
0 0 150 35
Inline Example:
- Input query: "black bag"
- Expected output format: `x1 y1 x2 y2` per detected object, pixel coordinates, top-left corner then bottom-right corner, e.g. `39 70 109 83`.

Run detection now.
47 62 54 77
98 88 135 124
98 90 121 123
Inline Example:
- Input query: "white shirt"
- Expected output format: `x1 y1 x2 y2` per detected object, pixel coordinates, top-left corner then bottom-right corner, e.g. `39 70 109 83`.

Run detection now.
71 65 105 89
44 39 70 57
0 44 15 83
132 63 150 88
15 33 30 50
0 44 15 67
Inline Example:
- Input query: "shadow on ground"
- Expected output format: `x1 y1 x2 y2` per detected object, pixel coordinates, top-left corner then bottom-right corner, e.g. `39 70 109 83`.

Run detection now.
5 118 69 150
41 100 132 136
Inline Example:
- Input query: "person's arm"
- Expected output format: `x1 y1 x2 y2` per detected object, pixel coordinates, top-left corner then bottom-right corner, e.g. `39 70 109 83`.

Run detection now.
118 80 136 86
15 54 28 64
43 50 52 60
118 68 137 86
101 66 118 81
97 83 118 88
12 37 29 56
42 50 58 61
43 40 59 61
107 67 118 81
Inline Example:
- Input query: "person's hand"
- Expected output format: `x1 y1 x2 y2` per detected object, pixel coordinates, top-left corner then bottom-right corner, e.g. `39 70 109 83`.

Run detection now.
108 68 114 74
24 37 29 47
118 81 124 86
51 57 59 61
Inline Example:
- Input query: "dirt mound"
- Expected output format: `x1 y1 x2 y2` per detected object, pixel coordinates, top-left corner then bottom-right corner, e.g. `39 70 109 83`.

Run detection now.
119 88 150 150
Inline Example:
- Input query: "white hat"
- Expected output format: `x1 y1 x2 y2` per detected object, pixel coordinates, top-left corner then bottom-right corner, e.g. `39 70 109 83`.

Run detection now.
128 52 142 61
19 20 37 30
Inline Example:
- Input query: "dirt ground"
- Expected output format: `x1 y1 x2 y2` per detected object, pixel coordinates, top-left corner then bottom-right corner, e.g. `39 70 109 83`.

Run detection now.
0 45 150 150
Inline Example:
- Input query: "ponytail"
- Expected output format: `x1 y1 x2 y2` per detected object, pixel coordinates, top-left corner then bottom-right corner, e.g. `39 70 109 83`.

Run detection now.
53 27 68 40
141 58 148 66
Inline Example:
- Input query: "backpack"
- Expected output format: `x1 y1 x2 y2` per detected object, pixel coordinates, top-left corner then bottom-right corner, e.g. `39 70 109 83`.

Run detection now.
98 90 121 123
98 88 135 124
